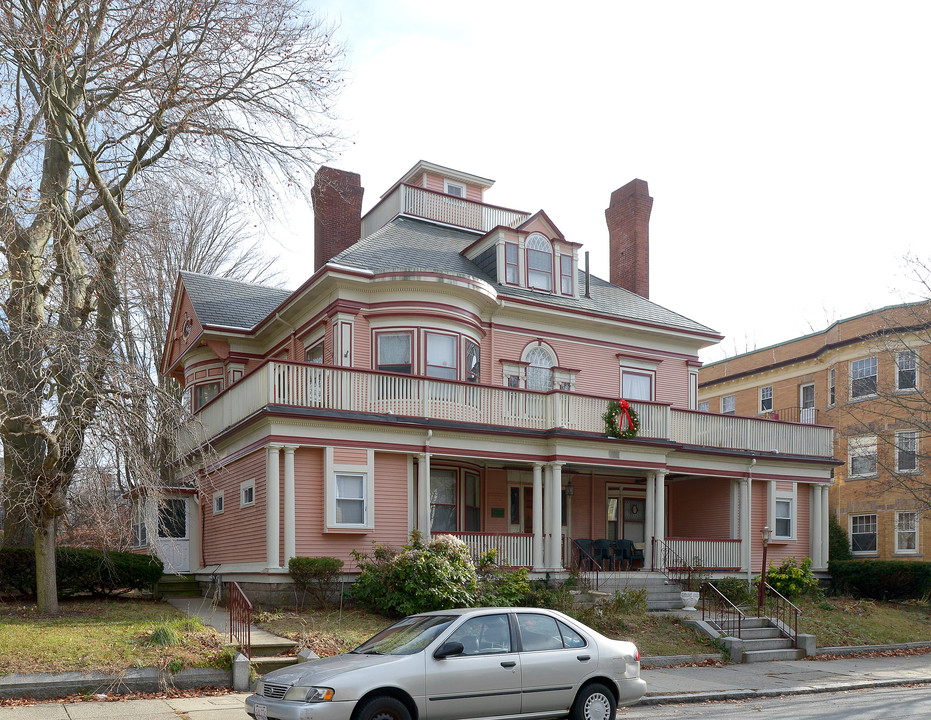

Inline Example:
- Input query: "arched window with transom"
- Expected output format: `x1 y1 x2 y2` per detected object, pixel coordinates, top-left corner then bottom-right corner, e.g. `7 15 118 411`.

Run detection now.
523 343 556 391
526 233 553 292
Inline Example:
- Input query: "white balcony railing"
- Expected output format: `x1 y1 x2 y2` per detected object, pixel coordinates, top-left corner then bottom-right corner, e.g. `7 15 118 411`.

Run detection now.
362 184 529 237
190 361 834 459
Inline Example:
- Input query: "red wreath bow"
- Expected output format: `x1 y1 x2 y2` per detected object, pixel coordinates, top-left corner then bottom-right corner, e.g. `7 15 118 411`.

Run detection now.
617 400 634 430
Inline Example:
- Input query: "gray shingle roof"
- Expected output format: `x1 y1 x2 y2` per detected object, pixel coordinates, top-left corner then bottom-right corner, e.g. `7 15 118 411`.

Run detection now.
179 270 291 330
331 217 718 336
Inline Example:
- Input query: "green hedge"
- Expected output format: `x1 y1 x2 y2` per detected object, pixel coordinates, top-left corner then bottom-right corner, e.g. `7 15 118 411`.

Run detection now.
289 556 344 608
829 559 931 600
0 546 164 598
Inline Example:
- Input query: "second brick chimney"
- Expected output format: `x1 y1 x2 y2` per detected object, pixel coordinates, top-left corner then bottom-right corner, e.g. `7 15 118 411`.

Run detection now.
312 166 364 271
604 178 653 298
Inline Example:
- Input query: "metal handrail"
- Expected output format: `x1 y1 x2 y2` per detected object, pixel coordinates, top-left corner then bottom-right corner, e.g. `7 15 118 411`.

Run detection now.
652 537 703 593
570 541 602 590
701 582 745 639
228 581 253 659
759 582 802 647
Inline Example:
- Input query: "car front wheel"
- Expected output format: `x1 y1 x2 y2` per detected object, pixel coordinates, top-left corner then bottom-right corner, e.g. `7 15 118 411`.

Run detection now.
570 683 616 720
356 695 412 720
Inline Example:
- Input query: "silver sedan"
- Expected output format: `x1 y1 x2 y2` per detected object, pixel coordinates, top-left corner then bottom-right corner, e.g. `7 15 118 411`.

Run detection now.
245 607 646 720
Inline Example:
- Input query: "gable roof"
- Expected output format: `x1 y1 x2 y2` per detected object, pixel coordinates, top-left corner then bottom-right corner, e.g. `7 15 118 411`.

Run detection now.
179 270 292 331
330 217 719 337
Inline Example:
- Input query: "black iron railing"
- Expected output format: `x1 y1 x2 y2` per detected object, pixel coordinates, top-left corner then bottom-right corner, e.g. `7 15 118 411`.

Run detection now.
229 581 253 659
759 582 801 647
652 537 703 593
702 582 745 638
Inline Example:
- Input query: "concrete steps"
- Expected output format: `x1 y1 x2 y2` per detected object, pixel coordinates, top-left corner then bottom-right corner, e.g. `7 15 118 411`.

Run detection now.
701 616 808 663
154 574 201 599
248 632 300 676
578 571 689 611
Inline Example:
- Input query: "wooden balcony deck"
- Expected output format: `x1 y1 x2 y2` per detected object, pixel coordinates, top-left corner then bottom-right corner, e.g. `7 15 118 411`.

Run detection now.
189 361 834 459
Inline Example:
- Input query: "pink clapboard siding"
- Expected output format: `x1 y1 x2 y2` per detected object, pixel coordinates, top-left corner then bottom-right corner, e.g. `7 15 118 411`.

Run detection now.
421 171 483 202
202 450 267 566
353 314 371 368
484 468 509 533
750 482 812 571
668 478 731 538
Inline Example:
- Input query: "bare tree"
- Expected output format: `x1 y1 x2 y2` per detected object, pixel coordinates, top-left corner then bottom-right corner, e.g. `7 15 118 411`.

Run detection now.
837 286 931 516
0 0 342 613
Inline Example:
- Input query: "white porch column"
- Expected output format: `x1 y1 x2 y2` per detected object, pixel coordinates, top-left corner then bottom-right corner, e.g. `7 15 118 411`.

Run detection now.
532 463 544 571
283 445 297 566
417 453 431 540
644 472 656 570
653 470 666 570
550 463 564 569
266 445 281 569
742 477 752 580
811 483 823 570
821 485 831 567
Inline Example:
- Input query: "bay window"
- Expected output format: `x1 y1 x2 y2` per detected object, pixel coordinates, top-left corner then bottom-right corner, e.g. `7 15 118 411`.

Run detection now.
425 332 458 380
376 331 413 374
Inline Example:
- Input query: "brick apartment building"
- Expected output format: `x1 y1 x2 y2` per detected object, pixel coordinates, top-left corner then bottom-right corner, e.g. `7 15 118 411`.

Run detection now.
698 303 930 563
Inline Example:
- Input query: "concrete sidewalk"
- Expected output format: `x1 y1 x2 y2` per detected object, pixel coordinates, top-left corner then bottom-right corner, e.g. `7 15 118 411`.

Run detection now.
2 652 929 718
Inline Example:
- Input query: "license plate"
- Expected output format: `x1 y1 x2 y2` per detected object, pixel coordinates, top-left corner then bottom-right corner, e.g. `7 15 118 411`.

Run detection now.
255 703 268 720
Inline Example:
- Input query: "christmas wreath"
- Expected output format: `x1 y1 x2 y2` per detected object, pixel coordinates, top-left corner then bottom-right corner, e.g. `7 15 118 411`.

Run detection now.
603 399 640 439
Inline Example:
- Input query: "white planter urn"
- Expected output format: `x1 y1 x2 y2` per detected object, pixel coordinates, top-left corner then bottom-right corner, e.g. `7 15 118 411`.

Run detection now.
680 591 700 611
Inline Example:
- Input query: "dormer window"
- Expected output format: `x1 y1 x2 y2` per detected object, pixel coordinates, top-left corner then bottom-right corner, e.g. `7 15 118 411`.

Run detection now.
560 254 573 296
526 233 553 292
505 242 519 285
444 179 466 197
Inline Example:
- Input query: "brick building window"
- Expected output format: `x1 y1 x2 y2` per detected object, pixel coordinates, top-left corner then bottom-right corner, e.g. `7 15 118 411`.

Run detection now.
850 514 877 553
848 435 877 477
896 350 918 391
760 386 773 413
721 395 735 415
896 430 918 472
698 400 710 412
828 367 836 407
850 357 877 398
895 512 918 553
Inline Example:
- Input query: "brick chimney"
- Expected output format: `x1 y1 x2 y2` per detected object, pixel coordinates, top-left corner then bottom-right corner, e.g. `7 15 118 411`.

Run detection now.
605 178 653 298
312 166 364 271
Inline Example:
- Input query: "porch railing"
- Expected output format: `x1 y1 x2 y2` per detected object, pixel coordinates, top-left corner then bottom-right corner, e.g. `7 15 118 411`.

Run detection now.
702 582 744 639
188 361 834 460
652 537 702 592
664 537 741 570
445 531 533 567
229 581 253 659
758 582 801 648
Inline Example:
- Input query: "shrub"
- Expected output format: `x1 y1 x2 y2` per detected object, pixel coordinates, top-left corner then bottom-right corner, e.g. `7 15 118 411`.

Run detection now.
574 588 647 636
708 577 754 607
761 556 818 599
475 550 530 607
350 532 478 615
830 560 931 600
829 515 853 562
289 556 344 608
0 546 163 598
520 577 576 613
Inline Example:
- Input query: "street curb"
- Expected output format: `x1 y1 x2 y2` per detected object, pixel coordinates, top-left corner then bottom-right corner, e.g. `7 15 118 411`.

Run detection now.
641 653 723 667
639 677 931 706
0 667 230 700
817 641 931 655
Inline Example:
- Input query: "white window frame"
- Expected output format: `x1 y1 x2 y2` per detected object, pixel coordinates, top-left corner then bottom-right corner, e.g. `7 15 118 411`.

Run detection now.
848 435 878 477
424 330 459 380
212 490 224 516
760 386 773 413
559 253 574 296
850 356 878 399
504 241 519 285
689 371 698 410
525 233 554 292
304 339 324 364
240 479 255 508
374 329 414 375
895 430 919 472
324 447 375 531
774 496 794 540
895 511 918 554
444 179 466 197
464 338 481 383
522 342 557 392
620 368 654 401
896 349 918 391
132 501 149 547
194 380 221 411
850 514 877 554
828 367 836 408
722 395 735 415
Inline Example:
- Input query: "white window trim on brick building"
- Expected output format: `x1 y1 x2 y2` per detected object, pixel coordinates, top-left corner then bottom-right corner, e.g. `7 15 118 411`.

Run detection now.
896 349 918 391
850 514 877 554
895 511 918 554
896 430 919 473
848 435 878 477
850 356 878 399
721 394 735 415
760 385 773 413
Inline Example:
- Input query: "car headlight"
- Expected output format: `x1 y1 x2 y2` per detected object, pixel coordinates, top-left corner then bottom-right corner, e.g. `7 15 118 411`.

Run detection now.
255 681 265 696
283 686 335 702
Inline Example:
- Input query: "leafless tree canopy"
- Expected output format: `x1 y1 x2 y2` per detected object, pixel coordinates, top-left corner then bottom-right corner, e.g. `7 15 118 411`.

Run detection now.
0 0 342 612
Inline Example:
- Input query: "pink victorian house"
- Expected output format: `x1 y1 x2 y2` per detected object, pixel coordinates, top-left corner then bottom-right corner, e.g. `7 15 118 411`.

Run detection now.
156 161 836 604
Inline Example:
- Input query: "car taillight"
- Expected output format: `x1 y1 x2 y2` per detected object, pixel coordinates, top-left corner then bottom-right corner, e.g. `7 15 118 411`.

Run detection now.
635 649 640 662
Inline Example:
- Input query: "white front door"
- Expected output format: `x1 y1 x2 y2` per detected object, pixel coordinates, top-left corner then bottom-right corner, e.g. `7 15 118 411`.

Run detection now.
156 497 190 573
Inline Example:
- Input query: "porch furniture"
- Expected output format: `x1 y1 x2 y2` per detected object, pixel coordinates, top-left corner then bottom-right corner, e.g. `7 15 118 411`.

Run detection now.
593 539 613 570
631 542 645 568
572 539 597 570
611 539 634 571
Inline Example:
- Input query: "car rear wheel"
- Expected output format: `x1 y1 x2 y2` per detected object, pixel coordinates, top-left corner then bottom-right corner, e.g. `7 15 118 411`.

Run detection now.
570 683 616 720
356 695 412 720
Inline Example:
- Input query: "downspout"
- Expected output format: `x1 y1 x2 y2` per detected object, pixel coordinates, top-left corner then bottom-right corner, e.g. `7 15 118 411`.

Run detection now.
746 458 756 585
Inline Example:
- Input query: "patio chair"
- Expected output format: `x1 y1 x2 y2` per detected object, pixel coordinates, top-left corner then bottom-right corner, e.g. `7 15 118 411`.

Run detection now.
593 539 613 571
630 542 645 569
611 539 634 571
573 539 596 570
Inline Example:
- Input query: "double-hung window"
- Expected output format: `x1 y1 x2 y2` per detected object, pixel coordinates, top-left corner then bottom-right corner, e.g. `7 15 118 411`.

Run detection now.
896 430 918 472
505 242 519 285
722 395 735 415
895 511 918 553
430 469 458 532
376 331 413 374
850 357 877 398
194 381 221 410
760 386 773 413
526 234 553 291
621 371 653 401
828 367 836 407
774 498 793 539
848 435 877 477
425 332 458 380
896 350 918 391
335 472 366 525
559 254 573 295
850 514 877 553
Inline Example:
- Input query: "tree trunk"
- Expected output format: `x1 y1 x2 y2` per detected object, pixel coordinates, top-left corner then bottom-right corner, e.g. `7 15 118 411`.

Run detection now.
0 440 42 548
34 504 59 615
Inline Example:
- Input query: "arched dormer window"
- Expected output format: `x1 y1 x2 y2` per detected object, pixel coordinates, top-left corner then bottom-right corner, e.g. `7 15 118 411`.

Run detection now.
526 233 553 292
523 342 556 391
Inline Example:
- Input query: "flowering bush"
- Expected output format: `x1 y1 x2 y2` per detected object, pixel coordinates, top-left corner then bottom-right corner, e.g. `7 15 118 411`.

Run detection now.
759 556 818 599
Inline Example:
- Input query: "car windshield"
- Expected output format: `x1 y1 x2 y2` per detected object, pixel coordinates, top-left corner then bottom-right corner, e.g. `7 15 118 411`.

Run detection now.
353 615 456 656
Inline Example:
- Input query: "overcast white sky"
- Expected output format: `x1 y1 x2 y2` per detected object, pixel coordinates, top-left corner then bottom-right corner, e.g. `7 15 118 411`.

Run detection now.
269 1 931 362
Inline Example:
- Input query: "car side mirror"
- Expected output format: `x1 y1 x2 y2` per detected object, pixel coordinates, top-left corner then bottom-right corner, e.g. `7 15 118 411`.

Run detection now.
434 641 464 659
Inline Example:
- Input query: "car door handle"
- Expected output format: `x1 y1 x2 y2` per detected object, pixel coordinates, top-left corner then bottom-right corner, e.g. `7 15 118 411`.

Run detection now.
577 655 591 662
501 661 517 668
